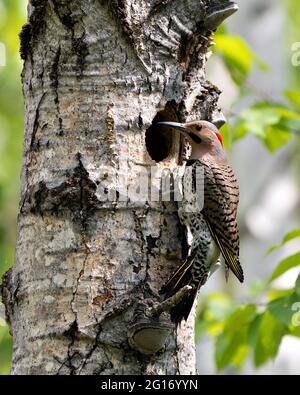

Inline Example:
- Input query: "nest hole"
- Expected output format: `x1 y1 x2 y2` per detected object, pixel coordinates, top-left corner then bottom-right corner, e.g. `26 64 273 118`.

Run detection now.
145 102 180 163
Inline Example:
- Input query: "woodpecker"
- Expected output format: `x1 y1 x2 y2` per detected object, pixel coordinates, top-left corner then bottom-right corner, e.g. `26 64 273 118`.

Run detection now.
157 120 244 324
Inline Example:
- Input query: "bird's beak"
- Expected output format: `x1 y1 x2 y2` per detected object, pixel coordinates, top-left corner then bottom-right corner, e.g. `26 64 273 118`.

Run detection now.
156 122 191 139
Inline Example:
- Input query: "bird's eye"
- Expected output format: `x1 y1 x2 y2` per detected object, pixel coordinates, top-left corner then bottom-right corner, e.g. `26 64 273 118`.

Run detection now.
195 125 202 131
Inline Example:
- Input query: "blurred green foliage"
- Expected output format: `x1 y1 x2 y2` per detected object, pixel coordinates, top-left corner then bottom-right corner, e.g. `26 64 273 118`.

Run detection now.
0 0 299 375
196 231 300 371
0 0 26 375
214 26 300 152
196 0 300 373
214 30 269 86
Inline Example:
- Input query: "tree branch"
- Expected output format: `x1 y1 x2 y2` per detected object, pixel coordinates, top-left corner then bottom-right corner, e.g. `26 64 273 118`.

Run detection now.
150 285 193 317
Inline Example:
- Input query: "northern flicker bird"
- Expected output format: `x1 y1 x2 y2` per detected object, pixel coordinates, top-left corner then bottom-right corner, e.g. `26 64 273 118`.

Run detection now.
157 120 244 324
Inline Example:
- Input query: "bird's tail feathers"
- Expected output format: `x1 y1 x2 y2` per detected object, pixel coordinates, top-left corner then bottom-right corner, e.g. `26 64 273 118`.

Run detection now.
160 252 199 325
170 286 198 325
160 253 195 298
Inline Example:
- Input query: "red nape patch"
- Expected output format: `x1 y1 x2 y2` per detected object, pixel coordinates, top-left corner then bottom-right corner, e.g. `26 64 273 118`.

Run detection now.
216 131 223 147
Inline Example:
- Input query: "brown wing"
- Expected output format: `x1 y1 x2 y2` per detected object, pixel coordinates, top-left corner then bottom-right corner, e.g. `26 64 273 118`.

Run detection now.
198 160 244 283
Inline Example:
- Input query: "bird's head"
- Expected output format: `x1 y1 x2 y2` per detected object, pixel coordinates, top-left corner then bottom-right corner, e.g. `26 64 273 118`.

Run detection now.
157 120 223 148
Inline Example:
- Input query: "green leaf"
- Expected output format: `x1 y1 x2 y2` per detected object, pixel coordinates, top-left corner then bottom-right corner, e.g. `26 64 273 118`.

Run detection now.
267 293 299 325
207 321 225 337
268 297 293 326
219 123 231 150
283 229 300 243
275 106 300 121
267 287 294 301
253 311 286 367
238 105 281 138
275 107 300 132
269 252 300 283
223 305 257 335
195 293 235 340
215 34 254 85
196 292 235 322
248 313 263 347
289 293 300 332
267 228 300 254
289 325 300 338
295 273 300 297
233 122 248 141
231 344 249 369
215 305 256 371
214 34 268 86
264 126 291 153
285 90 300 111
232 101 300 151
215 330 249 371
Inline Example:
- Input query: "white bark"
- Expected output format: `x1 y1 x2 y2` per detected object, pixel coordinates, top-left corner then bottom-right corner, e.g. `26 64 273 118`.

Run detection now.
1 0 237 375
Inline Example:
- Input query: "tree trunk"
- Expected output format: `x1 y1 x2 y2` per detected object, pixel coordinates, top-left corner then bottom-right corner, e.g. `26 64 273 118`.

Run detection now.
1 0 237 375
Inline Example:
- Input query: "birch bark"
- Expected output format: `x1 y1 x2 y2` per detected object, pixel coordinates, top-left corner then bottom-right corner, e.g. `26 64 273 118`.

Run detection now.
1 0 237 375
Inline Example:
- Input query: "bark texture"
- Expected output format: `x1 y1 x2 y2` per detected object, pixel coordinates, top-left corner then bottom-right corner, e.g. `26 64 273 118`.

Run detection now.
2 0 237 375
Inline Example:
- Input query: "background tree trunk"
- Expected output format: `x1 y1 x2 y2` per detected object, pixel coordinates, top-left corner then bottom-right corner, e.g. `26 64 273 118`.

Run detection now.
1 0 237 375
